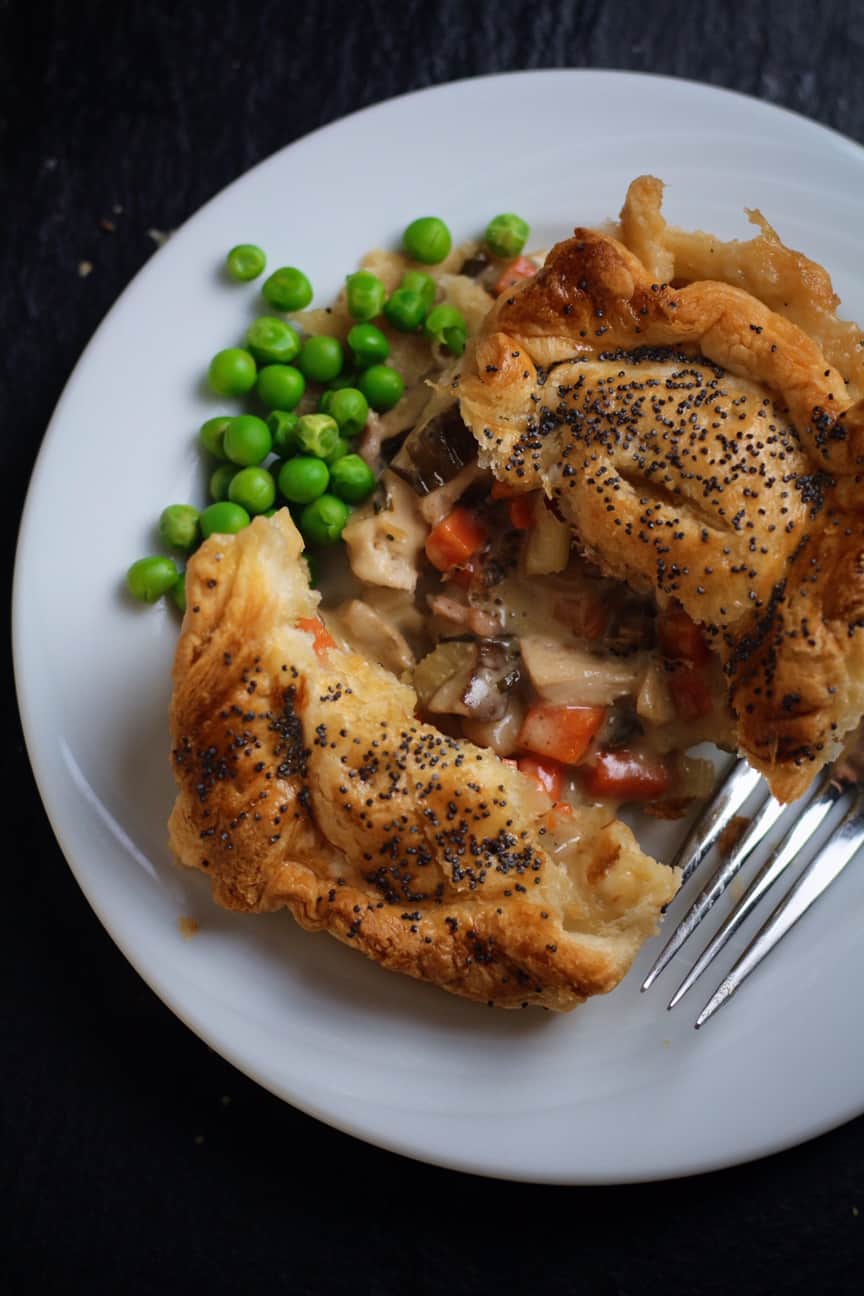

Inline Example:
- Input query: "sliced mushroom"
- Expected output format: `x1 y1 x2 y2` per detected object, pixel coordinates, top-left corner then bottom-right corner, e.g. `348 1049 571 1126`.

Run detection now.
520 635 643 706
343 471 428 592
391 403 478 497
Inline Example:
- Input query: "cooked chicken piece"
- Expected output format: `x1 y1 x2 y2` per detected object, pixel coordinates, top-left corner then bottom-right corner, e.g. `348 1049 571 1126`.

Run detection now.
520 636 643 707
343 471 428 591
334 598 415 675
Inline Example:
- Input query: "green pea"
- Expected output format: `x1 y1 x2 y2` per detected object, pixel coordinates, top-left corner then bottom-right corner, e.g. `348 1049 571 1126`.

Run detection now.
425 303 467 355
324 435 350 466
328 387 369 437
262 266 313 312
245 316 301 364
126 555 179 603
171 571 187 613
263 507 279 518
228 466 276 515
298 334 343 383
278 456 330 504
267 410 299 456
320 374 358 412
300 493 350 547
347 322 389 368
159 504 200 552
200 501 251 538
208 347 257 397
383 288 426 332
223 414 272 466
199 415 232 458
402 216 452 265
485 213 530 259
226 244 266 282
209 463 239 501
400 270 436 311
295 413 340 459
329 453 376 504
345 270 387 321
256 363 305 410
357 363 404 411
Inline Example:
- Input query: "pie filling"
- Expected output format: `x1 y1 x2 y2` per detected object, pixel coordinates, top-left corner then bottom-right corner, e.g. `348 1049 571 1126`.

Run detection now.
315 343 732 820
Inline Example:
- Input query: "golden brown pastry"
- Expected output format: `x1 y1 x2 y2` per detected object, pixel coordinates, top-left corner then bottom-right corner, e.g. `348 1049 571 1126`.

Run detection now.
168 512 678 1010
459 179 864 802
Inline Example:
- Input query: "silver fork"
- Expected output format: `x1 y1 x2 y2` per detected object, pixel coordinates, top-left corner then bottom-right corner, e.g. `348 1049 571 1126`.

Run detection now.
640 757 864 1026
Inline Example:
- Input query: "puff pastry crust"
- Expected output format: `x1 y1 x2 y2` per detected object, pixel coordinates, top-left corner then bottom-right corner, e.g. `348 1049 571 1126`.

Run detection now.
459 179 864 801
168 513 678 1010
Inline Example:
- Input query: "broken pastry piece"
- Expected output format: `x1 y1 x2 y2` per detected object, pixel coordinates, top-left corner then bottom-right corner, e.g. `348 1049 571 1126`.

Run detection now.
168 513 678 1010
460 177 864 802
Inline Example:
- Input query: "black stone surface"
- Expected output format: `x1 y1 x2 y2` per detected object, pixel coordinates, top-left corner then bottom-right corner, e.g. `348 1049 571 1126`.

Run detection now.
3 2 864 1292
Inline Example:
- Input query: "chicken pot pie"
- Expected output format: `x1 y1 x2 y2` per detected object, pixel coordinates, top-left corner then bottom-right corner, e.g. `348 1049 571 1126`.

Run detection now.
169 176 864 1008
169 512 678 1010
460 177 864 803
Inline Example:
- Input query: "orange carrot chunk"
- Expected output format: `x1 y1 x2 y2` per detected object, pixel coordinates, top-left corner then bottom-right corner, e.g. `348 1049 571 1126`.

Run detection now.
518 704 605 766
425 507 487 572
582 750 670 801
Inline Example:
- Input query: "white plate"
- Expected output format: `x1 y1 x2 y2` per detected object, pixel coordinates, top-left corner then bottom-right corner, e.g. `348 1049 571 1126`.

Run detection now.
14 70 864 1184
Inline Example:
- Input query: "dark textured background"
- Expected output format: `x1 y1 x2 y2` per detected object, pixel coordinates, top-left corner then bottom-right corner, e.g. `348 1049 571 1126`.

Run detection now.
3 2 864 1292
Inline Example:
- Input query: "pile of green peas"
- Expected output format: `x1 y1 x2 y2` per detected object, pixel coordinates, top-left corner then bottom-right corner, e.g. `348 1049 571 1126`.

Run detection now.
126 208 530 609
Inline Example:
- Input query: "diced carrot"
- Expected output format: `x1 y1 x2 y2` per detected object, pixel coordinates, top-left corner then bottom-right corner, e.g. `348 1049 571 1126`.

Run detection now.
668 667 714 720
517 755 564 801
491 478 524 500
657 606 710 665
582 750 670 801
508 496 536 530
296 615 336 659
493 255 537 297
518 704 605 766
553 594 609 641
425 507 487 572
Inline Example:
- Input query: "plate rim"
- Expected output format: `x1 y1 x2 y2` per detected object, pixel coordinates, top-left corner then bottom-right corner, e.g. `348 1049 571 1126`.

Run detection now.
13 67 864 1184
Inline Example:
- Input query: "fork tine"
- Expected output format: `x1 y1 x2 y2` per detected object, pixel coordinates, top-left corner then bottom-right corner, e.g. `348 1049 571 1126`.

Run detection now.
695 785 864 1028
678 759 764 886
667 772 840 1008
641 782 776 992
641 758 764 991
